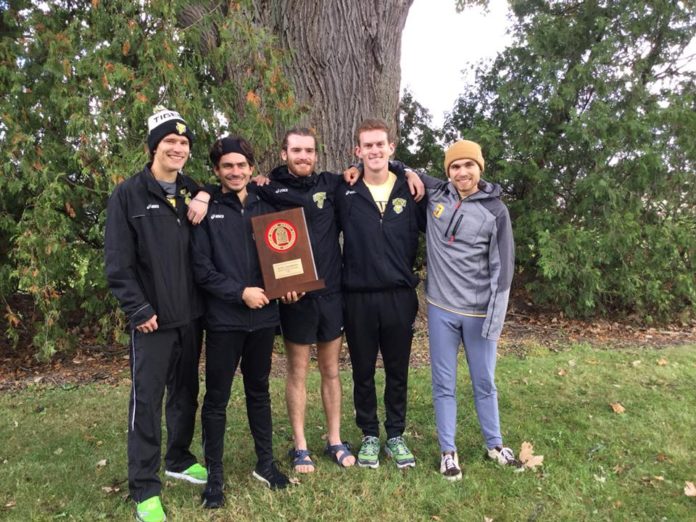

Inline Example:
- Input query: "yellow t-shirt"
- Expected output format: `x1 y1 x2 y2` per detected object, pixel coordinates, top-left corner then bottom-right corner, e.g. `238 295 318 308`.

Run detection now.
364 171 397 215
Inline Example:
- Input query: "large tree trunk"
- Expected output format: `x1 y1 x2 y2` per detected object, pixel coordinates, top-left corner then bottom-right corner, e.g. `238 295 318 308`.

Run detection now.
251 0 414 171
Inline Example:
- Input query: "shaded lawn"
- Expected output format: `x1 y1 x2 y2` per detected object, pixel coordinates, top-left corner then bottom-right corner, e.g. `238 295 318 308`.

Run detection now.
1 342 694 521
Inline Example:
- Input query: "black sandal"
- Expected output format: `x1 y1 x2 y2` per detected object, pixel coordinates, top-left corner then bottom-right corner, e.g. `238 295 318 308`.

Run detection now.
324 442 354 468
288 448 315 472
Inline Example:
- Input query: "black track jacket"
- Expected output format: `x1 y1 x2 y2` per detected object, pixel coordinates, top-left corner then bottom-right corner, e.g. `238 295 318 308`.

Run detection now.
104 165 203 330
190 186 279 332
335 174 426 292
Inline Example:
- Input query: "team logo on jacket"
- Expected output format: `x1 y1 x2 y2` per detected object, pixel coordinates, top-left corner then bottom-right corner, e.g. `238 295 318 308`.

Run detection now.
265 219 297 253
179 187 192 206
313 192 326 209
392 198 407 214
433 203 444 218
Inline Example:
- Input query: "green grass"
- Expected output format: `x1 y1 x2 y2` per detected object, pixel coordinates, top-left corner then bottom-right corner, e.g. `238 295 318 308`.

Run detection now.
1 343 695 521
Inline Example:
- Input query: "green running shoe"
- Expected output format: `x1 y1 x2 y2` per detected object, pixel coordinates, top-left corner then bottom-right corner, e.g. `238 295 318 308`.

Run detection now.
385 436 416 468
164 462 208 484
136 496 166 522
357 435 380 468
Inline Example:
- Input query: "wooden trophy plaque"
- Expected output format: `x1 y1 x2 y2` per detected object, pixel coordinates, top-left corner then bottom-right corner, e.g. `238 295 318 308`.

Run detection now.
251 207 325 300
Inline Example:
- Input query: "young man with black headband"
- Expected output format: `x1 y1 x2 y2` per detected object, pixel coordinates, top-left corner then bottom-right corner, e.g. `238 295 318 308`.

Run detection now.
191 136 297 508
105 107 208 522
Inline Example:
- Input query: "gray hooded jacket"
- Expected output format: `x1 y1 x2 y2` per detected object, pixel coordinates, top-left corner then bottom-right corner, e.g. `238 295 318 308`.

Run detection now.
422 175 514 340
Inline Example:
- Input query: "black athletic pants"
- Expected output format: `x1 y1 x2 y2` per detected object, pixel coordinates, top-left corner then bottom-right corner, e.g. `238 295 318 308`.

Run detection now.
128 320 202 502
202 328 275 472
344 288 418 439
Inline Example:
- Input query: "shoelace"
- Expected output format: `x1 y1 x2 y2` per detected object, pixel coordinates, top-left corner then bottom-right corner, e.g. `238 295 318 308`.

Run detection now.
363 438 380 454
392 440 410 456
443 455 458 471
499 448 515 463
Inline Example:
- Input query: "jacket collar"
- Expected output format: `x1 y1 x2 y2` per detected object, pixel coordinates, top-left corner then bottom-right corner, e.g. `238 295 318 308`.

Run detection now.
269 165 318 189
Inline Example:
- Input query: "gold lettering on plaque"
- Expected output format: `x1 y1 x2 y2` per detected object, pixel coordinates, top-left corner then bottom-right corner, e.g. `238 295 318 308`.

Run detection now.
273 259 304 279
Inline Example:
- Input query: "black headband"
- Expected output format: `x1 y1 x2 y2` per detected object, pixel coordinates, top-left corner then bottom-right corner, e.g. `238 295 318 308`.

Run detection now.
219 137 247 157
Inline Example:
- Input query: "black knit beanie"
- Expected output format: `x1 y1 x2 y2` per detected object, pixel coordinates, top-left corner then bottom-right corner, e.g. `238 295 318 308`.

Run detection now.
147 106 194 153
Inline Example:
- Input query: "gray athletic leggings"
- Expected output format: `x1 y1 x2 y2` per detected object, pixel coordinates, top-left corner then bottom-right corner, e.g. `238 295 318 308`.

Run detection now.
428 303 503 452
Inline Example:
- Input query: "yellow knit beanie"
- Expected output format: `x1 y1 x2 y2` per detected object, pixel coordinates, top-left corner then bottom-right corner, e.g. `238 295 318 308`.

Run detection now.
444 140 485 174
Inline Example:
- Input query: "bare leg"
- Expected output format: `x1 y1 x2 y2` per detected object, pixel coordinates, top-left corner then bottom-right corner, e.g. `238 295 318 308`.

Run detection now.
285 340 314 473
317 336 355 467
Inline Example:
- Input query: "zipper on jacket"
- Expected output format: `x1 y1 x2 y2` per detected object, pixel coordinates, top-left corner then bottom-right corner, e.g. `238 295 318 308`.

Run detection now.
444 200 463 241
448 215 463 243
242 205 254 330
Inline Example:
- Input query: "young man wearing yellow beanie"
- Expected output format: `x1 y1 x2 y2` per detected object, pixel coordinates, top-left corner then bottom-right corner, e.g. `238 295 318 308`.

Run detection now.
419 139 518 480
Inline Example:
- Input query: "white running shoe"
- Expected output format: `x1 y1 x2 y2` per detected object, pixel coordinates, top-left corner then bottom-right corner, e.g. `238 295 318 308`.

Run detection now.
440 451 462 481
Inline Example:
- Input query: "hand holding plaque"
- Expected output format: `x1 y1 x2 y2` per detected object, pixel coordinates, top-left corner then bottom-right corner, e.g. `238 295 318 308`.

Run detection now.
251 207 325 300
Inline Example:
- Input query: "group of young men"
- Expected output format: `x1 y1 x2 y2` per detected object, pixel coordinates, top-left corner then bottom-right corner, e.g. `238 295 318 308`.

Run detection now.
105 106 517 522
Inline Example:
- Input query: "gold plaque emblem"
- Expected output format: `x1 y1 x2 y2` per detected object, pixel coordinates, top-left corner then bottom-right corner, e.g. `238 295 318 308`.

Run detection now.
313 192 327 209
265 220 298 253
176 122 187 135
433 203 444 218
392 197 407 215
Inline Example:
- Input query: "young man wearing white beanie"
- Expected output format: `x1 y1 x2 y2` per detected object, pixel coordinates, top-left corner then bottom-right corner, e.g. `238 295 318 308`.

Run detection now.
105 106 209 522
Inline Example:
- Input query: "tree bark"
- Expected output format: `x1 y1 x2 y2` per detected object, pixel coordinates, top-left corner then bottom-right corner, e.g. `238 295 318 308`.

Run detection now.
251 0 414 171
179 1 414 172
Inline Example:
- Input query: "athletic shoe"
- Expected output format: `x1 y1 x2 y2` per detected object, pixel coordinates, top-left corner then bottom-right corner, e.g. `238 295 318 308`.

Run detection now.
487 446 521 467
357 435 380 468
201 468 224 509
384 436 416 469
252 461 290 490
164 462 208 484
135 496 166 522
440 451 462 481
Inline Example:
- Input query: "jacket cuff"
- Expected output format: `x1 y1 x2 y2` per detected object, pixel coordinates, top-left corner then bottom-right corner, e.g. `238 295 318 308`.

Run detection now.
129 303 156 329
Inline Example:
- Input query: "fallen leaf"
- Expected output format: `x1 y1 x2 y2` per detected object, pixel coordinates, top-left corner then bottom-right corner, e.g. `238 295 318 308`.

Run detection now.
631 360 642 367
96 459 107 468
640 476 664 487
484 517 494 522
246 90 261 107
519 441 544 469
613 500 622 508
54 447 64 456
101 485 120 494
431 517 441 521
4 500 16 508
656 453 669 462
557 368 567 377
657 358 668 366
610 402 625 414
288 477 300 485
685 481 696 497
65 202 76 219
593 474 606 483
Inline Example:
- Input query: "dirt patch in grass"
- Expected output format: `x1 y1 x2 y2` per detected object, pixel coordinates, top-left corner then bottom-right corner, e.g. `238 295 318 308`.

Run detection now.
1 294 694 391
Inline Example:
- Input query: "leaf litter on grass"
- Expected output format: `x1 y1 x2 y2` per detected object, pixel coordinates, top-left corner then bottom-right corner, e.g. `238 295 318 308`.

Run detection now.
517 441 544 471
610 402 626 414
